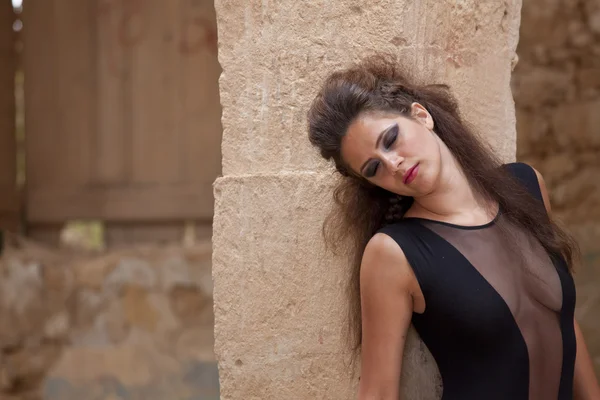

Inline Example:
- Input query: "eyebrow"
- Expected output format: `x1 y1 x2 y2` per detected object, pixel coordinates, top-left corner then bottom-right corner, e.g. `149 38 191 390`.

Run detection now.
359 123 398 176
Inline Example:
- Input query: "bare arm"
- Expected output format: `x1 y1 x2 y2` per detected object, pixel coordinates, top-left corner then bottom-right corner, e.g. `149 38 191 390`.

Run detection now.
533 167 600 398
357 233 421 400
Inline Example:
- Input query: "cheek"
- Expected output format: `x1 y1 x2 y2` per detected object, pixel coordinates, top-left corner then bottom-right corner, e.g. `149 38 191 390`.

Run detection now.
379 174 411 194
403 124 436 153
417 162 441 193
380 177 400 191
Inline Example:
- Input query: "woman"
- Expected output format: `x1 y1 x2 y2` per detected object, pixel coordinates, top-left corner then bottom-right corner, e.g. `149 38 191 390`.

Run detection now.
307 55 600 400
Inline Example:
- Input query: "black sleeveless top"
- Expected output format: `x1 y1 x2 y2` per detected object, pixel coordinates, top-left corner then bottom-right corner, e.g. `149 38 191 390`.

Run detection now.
378 162 576 400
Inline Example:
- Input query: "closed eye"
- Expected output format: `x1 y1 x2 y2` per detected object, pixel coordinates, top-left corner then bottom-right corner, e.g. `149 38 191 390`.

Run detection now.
383 125 398 149
364 161 380 178
359 122 399 178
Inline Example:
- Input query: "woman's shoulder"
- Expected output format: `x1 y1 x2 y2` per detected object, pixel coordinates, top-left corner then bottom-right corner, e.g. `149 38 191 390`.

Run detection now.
376 216 423 239
370 223 431 277
363 233 408 268
361 233 422 308
501 161 542 182
362 232 420 283
502 161 535 176
501 161 545 204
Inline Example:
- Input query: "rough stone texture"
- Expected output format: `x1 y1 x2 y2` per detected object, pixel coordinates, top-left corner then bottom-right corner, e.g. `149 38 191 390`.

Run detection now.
0 236 218 400
212 174 441 399
216 0 522 177
214 1 523 398
512 0 600 377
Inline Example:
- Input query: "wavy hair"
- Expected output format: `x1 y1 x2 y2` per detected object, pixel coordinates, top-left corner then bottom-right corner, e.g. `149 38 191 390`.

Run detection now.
307 54 580 365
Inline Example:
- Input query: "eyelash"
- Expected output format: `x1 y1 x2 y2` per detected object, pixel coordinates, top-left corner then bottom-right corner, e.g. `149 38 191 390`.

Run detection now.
384 130 398 149
366 128 398 178
366 163 379 178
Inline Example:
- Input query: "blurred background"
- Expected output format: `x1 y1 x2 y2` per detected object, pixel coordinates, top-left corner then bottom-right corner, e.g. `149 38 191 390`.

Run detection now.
0 0 597 399
513 0 600 385
1 0 221 399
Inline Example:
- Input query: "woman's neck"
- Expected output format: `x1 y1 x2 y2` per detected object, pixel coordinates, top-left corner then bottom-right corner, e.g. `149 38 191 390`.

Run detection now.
406 148 495 223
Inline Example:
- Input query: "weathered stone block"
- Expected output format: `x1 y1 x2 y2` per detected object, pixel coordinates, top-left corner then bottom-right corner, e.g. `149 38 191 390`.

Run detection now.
104 258 157 292
553 100 600 149
518 0 572 52
511 65 574 107
515 108 552 156
216 0 521 176
0 241 217 400
213 173 440 399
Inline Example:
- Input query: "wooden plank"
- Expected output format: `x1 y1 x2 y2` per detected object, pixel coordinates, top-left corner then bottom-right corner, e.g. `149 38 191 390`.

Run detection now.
0 1 18 231
22 0 220 240
26 224 63 247
0 217 21 234
0 0 16 183
22 0 69 244
27 183 214 222
0 191 20 212
0 1 15 159
53 0 95 186
25 0 95 190
130 0 181 184
105 221 184 248
194 222 213 241
94 0 130 184
180 0 221 204
23 0 59 187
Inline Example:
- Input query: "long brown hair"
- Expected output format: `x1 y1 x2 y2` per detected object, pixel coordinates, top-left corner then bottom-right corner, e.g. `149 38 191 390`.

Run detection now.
306 54 580 364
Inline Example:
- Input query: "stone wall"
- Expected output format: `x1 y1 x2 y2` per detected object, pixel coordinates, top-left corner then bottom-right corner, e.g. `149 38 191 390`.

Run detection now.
512 0 600 376
213 1 522 399
0 235 218 400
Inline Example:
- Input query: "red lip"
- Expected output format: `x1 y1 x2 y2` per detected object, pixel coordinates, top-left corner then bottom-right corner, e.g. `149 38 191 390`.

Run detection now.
403 164 419 184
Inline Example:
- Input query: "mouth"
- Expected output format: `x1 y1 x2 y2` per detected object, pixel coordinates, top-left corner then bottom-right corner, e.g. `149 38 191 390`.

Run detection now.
403 163 419 185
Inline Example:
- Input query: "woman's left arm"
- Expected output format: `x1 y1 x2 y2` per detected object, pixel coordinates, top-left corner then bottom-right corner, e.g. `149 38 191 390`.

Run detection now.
533 167 600 399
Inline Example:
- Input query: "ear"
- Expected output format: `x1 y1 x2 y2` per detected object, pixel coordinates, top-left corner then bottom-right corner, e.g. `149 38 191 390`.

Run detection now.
410 102 434 130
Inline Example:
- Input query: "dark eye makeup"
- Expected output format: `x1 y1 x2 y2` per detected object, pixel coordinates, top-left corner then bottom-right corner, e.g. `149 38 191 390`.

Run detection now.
364 162 380 178
384 124 398 149
362 124 399 178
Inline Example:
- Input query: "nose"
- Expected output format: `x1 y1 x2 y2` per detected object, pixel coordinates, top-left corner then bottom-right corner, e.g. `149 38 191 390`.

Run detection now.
382 153 403 175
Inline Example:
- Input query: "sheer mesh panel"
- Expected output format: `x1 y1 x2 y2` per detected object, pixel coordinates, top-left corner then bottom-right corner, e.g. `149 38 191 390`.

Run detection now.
421 214 563 400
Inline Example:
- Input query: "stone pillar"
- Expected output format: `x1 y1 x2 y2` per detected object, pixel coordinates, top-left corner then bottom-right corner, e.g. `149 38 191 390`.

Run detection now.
212 1 522 398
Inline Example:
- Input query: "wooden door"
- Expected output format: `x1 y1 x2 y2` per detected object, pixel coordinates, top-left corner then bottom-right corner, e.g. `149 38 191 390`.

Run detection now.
23 0 221 245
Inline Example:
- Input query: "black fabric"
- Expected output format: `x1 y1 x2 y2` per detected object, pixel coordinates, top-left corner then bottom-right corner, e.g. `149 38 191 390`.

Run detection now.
504 162 545 204
378 162 576 400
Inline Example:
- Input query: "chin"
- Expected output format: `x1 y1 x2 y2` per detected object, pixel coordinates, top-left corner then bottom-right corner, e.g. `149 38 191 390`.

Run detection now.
407 177 433 197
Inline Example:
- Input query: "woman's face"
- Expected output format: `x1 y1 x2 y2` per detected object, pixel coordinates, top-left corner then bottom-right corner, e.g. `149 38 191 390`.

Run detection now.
340 103 442 196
